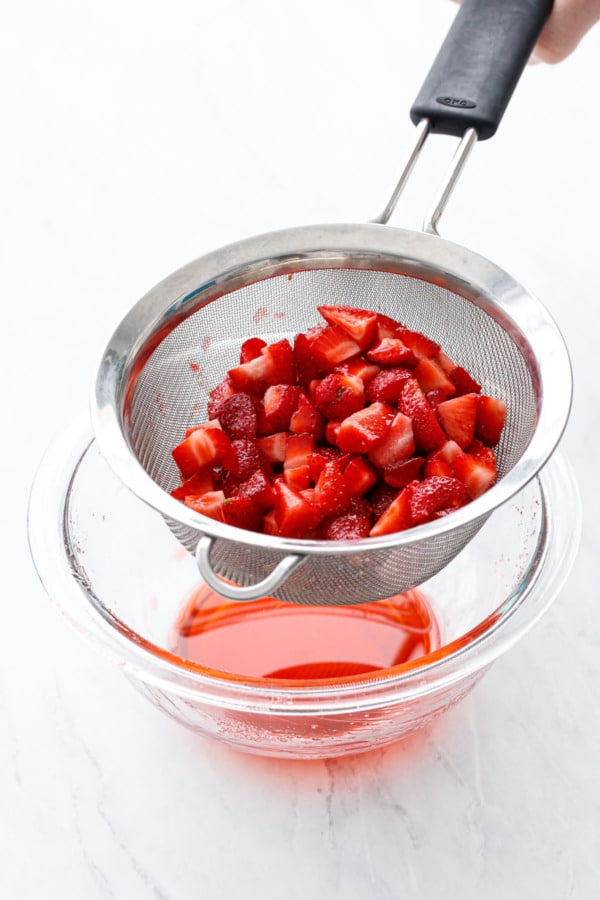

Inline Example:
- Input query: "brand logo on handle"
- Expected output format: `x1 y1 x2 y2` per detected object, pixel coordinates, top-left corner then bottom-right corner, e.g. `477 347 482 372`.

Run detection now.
436 96 476 109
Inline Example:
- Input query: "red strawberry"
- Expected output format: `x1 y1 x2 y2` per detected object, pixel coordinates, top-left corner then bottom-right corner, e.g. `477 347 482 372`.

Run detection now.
289 390 325 437
228 338 295 394
452 452 497 499
336 401 395 453
239 337 267 363
284 433 316 491
449 365 481 396
368 412 415 468
399 380 446 453
322 502 372 540
222 438 265 480
237 470 276 509
313 373 365 420
395 327 440 360
170 469 215 501
437 393 478 449
308 445 343 481
263 384 301 431
184 490 226 521
475 396 507 445
207 376 236 419
272 479 323 537
374 312 404 339
217 392 257 440
466 438 497 468
317 305 378 350
423 458 454 478
334 356 380 385
343 456 377 496
382 456 424 488
325 419 342 445
368 483 399 519
366 337 416 367
294 324 361 379
408 475 468 524
428 439 464 466
425 389 447 410
370 485 414 536
221 496 264 531
255 432 288 465
365 367 413 404
172 425 232 478
314 456 353 515
414 358 456 395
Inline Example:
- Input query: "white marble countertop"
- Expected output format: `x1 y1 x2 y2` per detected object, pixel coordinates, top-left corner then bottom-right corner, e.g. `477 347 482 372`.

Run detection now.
3 1 599 897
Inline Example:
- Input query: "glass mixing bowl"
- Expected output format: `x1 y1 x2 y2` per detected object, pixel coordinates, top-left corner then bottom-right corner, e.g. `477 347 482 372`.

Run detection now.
28 415 580 759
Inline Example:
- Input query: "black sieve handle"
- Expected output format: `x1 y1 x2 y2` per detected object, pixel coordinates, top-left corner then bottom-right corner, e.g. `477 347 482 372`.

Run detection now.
410 0 553 140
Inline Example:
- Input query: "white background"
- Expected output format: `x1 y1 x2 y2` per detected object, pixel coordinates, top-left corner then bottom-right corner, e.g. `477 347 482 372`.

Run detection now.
2 1 599 897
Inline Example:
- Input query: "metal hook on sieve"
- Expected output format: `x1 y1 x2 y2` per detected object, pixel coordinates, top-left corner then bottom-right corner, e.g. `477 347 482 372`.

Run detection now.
371 119 478 235
195 535 305 602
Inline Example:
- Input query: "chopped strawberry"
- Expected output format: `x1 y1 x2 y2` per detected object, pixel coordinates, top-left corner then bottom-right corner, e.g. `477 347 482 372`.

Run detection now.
228 338 295 394
294 324 360 379
466 438 497 468
283 433 316 491
423 458 454 478
408 476 468 524
263 384 301 431
325 419 342 445
374 312 404 340
343 456 377 496
314 456 353 515
370 485 414 536
368 411 415 468
336 401 395 453
366 337 416 367
365 367 413 404
207 376 236 419
217 392 257 440
170 469 214 500
437 393 478 449
449 365 481 395
414 357 456 395
289 390 325 437
272 479 323 537
322 502 372 540
368 483 399 519
317 305 378 351
308 445 343 481
395 327 440 360
172 425 232 478
239 337 267 364
428 439 464 466
236 470 276 509
334 356 380 385
221 496 264 531
452 452 497 499
313 373 365 420
255 432 288 465
475 395 507 446
184 490 226 521
222 438 265 480
399 380 446 453
425 389 447 410
382 456 425 487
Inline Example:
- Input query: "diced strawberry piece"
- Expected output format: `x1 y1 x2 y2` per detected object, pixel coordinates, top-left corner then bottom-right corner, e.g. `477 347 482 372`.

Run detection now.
368 412 415 468
262 508 280 536
395 327 440 360
475 395 507 446
370 485 414 536
365 367 413 404
207 376 236 419
289 391 325 437
408 475 468 524
374 312 404 340
170 469 215 501
322 501 372 540
366 337 416 367
313 373 365 420
217 392 257 440
172 426 232 478
325 420 342 445
436 350 455 373
343 456 377 496
317 305 378 351
284 465 312 490
437 393 478 449
272 480 323 537
449 365 482 396
382 456 425 488
184 490 226 521
399 380 446 453
263 384 301 431
336 401 395 453
222 438 265 480
237 470 276 509
284 433 316 490
428 439 464 466
414 357 456 395
253 398 275 437
228 338 295 394
255 432 288 465
425 389 447 410
466 438 497 468
452 452 497 499
423 458 454 478
368 483 399 519
239 337 267 363
293 324 361 379
334 356 380 385
306 446 340 481
221 496 264 531
184 418 222 439
314 456 353 515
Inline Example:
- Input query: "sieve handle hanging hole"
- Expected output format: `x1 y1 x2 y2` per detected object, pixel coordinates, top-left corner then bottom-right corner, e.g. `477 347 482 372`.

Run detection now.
410 0 553 141
195 535 305 602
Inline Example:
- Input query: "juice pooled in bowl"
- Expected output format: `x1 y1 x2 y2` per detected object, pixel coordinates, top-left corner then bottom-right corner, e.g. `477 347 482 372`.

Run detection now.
171 584 441 683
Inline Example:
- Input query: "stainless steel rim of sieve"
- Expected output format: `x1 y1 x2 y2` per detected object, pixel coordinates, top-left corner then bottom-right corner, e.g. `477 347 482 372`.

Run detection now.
91 120 572 606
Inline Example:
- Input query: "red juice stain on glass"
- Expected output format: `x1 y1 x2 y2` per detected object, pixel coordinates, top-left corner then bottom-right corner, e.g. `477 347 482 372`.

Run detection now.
171 583 441 682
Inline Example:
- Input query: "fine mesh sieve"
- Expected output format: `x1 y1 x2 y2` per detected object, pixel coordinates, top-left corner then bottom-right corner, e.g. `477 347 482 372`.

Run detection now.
92 0 571 606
